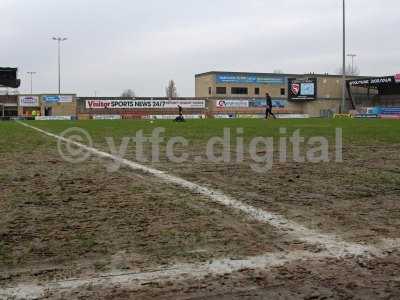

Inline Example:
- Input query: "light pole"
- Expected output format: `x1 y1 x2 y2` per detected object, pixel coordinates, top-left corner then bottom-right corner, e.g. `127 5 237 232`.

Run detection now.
341 0 346 113
52 36 68 95
27 71 36 95
347 54 357 75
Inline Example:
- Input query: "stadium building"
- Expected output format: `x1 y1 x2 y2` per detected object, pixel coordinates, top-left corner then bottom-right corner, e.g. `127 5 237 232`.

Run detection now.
195 71 365 117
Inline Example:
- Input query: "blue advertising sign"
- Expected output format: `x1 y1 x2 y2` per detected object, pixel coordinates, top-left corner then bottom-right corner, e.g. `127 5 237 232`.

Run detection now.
216 74 286 85
43 96 60 103
249 99 287 108
42 95 73 103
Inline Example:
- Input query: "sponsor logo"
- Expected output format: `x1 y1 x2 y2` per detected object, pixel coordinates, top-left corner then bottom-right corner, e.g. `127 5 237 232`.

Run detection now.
43 95 73 103
217 100 226 107
19 96 39 107
216 100 249 108
291 83 300 95
395 74 400 83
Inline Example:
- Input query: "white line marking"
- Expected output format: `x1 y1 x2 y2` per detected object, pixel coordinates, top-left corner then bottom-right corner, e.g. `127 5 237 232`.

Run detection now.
2 238 400 300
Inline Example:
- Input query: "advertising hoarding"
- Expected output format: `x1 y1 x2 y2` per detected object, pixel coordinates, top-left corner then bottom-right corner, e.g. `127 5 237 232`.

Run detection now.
216 74 286 85
86 99 205 109
18 96 39 107
35 116 72 121
216 100 249 108
43 95 73 103
249 99 287 108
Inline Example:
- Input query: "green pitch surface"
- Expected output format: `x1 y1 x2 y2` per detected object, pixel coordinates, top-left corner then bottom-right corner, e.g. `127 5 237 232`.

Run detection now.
3 118 400 146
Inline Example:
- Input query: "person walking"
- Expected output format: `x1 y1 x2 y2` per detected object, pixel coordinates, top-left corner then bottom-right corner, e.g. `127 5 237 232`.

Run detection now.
265 93 277 119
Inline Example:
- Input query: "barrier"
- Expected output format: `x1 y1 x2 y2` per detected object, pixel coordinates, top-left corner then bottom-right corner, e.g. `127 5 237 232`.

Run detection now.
334 114 353 119
35 116 73 121
92 115 122 120
146 114 205 120
354 114 379 118
277 114 310 119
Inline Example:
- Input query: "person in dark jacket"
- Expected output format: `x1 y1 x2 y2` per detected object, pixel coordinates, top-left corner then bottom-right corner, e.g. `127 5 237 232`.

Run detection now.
265 93 277 119
175 105 185 122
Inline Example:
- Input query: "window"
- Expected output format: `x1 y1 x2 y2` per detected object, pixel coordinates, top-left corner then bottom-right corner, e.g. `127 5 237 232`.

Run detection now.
255 87 260 95
280 88 286 96
216 87 227 94
231 87 248 95
208 87 212 95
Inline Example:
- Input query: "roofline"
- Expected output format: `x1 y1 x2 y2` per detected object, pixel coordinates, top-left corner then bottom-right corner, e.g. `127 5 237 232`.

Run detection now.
195 71 369 79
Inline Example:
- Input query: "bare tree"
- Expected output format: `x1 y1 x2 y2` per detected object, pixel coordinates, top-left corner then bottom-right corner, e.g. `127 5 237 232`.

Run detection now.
121 89 135 97
165 80 178 98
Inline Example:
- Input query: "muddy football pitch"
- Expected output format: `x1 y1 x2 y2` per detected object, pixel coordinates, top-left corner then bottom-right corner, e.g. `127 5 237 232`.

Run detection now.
1 118 400 299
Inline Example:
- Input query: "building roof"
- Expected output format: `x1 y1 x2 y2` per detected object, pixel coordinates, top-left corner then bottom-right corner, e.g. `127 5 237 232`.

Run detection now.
195 70 366 79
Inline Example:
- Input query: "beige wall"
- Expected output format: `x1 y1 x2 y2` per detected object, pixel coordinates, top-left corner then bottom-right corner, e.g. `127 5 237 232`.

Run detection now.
41 100 77 116
317 77 342 99
303 99 341 117
195 74 215 97
213 83 286 98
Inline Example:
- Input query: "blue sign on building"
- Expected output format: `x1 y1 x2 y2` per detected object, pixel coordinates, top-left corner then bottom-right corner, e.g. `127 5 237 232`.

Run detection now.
249 99 287 108
216 74 286 85
43 95 61 103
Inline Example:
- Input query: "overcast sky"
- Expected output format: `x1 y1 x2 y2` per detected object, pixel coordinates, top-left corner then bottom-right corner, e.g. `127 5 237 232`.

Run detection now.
1 0 398 96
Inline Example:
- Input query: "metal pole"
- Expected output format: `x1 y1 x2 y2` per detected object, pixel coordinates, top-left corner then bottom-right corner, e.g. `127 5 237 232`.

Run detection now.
342 0 346 113
27 72 36 95
58 40 61 95
52 37 67 95
347 54 356 75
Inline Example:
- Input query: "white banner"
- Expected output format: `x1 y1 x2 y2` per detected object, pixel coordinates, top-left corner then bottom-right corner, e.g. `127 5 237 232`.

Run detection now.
35 116 72 121
19 96 39 107
86 99 205 109
237 114 264 119
146 114 205 120
214 114 236 119
277 114 310 119
216 100 249 108
92 115 121 120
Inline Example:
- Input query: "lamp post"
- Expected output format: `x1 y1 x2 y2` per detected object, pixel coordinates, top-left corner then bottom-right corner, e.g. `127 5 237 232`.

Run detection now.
27 71 36 95
52 37 67 95
341 0 346 113
347 54 357 75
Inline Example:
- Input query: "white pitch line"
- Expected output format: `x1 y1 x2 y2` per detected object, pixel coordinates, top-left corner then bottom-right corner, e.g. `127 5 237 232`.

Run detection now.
0 252 333 300
2 238 400 300
16 122 377 256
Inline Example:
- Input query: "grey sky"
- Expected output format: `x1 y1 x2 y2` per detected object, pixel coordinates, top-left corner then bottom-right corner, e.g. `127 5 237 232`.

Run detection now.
1 0 398 96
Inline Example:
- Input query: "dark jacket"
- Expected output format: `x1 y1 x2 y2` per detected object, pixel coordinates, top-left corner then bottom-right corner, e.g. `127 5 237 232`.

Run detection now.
266 95 273 108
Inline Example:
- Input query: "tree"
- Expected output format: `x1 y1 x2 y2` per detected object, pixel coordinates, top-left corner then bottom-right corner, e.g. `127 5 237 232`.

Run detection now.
121 89 135 97
165 80 178 98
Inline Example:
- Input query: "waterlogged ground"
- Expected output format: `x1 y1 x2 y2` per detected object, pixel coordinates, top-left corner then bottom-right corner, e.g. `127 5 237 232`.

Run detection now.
1 119 400 299
29 118 400 244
